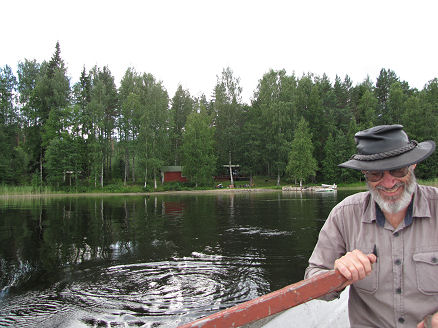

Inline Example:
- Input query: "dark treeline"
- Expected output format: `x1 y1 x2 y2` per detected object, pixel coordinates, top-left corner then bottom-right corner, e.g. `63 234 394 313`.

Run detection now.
1 42 438 190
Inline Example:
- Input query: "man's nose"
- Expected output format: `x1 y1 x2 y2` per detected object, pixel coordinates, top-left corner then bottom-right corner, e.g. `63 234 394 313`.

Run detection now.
379 171 398 187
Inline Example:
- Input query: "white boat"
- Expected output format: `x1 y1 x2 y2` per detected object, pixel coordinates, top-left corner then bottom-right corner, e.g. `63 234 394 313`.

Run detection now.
315 184 337 192
315 187 336 192
282 184 337 192
321 183 337 189
262 287 349 327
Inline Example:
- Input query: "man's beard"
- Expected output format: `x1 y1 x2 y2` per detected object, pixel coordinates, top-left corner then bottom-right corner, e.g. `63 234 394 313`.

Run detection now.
368 168 417 214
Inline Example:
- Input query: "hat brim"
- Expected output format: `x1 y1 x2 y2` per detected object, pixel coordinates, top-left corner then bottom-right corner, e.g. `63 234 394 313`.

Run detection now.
338 140 436 171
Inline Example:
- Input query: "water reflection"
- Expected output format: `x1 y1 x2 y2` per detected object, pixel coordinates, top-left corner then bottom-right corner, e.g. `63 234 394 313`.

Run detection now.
0 191 356 327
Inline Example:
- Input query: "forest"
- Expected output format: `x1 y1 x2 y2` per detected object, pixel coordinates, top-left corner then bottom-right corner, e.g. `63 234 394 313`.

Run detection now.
1 42 438 191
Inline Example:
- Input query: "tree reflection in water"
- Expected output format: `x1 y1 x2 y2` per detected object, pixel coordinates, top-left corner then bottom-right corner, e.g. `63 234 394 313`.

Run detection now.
0 191 352 327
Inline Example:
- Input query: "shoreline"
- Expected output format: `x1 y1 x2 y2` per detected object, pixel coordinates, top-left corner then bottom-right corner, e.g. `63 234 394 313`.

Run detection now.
0 188 281 198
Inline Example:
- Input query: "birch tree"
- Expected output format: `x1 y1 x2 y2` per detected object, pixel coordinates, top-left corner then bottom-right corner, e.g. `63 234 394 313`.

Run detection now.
181 105 216 187
137 73 169 189
212 67 243 186
286 117 317 187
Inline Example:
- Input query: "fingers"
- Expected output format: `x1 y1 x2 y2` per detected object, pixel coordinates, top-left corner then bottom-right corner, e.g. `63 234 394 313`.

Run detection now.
367 253 377 264
334 249 375 283
428 312 438 328
417 311 438 328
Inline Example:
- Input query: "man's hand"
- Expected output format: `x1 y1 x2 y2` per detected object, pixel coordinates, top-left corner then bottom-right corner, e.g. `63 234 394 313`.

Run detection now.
417 312 438 328
334 249 377 289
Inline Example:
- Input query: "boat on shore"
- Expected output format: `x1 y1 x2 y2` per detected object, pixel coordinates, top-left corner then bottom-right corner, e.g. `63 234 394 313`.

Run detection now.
315 184 337 192
282 183 337 192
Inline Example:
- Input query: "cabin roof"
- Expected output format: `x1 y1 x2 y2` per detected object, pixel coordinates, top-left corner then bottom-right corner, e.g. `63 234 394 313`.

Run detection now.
161 166 183 172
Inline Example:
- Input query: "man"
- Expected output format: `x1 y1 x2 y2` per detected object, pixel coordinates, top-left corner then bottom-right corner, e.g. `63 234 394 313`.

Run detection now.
305 125 438 328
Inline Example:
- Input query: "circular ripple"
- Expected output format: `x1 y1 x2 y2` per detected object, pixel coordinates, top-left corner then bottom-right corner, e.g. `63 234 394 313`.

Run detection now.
0 253 269 327
54 254 269 327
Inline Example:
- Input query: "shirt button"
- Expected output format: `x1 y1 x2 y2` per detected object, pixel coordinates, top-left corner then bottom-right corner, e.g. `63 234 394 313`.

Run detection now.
393 231 399 237
398 317 405 323
395 259 401 265
395 288 401 294
432 257 437 263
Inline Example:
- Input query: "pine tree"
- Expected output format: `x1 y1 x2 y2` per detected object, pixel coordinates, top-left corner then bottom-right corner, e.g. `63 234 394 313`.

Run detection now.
387 82 407 124
375 68 399 123
357 89 378 129
321 132 337 183
170 85 194 165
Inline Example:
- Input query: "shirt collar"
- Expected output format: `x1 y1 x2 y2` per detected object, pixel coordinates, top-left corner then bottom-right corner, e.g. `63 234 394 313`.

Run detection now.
375 204 385 227
362 184 425 226
412 184 431 218
374 198 414 227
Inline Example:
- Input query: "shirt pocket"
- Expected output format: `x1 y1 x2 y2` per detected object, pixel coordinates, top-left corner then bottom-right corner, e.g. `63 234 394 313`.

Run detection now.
352 246 379 294
413 251 438 295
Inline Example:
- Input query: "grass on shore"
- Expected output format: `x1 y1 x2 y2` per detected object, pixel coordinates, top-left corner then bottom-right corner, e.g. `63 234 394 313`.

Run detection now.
2 176 438 195
0 185 58 195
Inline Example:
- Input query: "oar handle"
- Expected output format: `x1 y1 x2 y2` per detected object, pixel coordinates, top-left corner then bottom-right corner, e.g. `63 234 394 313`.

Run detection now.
178 270 347 328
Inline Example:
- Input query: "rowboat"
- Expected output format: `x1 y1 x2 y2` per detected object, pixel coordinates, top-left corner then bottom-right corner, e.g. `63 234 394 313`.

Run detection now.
315 184 337 192
321 184 337 189
282 184 337 192
261 287 349 327
315 187 336 192
178 270 348 328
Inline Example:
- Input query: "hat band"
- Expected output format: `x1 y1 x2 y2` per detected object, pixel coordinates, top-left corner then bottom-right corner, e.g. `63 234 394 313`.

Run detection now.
351 140 418 161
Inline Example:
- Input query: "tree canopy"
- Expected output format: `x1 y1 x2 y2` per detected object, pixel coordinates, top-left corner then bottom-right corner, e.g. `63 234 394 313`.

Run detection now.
2 43 438 189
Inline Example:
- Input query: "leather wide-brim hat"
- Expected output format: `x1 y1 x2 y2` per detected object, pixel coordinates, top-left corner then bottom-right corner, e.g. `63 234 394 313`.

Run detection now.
339 125 435 171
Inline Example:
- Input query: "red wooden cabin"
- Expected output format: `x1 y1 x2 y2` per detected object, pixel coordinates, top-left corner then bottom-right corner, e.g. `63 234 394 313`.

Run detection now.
161 166 188 183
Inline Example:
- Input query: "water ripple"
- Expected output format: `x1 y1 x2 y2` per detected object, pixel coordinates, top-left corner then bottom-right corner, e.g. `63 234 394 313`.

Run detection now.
0 254 269 327
0 291 69 327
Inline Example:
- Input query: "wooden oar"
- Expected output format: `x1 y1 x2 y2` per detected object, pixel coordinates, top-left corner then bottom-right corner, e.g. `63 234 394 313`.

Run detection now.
178 270 347 328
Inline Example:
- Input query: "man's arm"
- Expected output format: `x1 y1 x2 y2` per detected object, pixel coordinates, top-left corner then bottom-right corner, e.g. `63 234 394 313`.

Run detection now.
304 208 348 300
305 199 376 296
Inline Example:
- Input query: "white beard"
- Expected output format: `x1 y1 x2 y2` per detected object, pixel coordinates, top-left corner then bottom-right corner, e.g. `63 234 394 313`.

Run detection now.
368 169 417 214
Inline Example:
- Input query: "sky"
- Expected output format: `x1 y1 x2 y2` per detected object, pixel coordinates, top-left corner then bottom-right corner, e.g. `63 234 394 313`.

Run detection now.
2 0 438 104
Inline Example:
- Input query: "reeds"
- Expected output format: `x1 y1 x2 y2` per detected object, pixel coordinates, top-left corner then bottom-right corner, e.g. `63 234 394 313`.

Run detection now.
0 185 56 195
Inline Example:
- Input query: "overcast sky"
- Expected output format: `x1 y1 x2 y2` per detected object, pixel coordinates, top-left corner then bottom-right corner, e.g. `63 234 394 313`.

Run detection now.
2 0 438 103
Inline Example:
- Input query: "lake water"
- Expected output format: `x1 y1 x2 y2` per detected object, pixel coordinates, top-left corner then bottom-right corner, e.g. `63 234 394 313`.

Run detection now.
0 190 358 327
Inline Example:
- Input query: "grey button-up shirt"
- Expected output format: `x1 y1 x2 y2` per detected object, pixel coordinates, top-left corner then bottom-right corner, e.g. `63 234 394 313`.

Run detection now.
305 184 438 327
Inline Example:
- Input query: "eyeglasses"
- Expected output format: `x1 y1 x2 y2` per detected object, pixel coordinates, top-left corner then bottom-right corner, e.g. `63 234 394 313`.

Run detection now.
363 167 410 182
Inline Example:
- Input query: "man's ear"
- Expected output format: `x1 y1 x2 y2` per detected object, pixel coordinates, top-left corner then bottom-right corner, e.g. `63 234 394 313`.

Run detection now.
411 164 417 170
